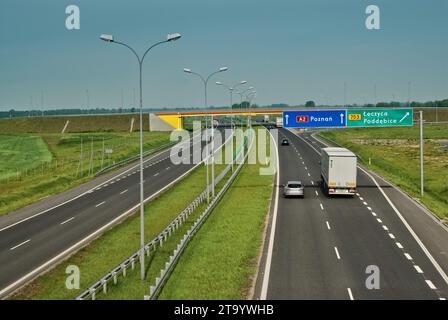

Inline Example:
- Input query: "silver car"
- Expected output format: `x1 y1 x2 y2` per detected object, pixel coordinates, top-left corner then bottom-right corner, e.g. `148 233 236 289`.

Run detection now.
283 181 304 198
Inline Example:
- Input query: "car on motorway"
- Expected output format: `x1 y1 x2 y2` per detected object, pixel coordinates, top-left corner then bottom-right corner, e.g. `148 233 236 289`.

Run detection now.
281 138 289 146
283 181 304 198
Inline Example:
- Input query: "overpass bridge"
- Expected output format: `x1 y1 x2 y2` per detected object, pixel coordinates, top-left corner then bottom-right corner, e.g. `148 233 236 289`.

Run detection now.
150 109 284 131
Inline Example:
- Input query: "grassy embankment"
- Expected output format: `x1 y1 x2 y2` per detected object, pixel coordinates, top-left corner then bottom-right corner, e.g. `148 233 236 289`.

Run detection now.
319 123 448 220
0 114 171 216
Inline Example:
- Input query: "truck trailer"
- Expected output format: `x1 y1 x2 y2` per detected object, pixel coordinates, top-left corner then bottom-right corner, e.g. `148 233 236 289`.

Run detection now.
276 117 283 127
320 147 357 196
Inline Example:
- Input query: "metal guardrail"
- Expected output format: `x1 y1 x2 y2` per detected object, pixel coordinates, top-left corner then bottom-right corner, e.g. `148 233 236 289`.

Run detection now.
95 141 176 176
145 131 254 300
76 130 242 300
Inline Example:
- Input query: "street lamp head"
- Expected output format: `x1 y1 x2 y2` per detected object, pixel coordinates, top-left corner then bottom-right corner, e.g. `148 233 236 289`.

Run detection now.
183 68 192 73
167 33 182 42
240 81 248 84
100 34 114 42
219 67 228 72
216 82 222 85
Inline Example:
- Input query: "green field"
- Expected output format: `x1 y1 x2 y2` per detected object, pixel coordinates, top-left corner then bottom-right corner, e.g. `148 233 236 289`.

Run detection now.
0 135 52 180
319 123 448 220
0 131 170 216
0 114 150 134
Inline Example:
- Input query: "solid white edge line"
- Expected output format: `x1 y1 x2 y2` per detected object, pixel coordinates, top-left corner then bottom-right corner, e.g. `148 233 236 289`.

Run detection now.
347 288 354 300
10 239 31 251
260 129 280 300
60 217 75 225
299 130 448 288
0 130 222 298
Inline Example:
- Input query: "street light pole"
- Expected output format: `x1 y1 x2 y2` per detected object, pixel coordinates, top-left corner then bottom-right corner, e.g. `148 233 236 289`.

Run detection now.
100 32 181 281
216 81 247 170
184 67 228 199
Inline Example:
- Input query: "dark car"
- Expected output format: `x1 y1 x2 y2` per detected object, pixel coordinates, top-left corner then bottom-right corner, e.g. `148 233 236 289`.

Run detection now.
281 139 289 146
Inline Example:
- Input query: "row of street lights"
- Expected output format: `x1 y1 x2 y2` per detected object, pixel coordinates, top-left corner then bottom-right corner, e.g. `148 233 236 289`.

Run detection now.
99 32 256 282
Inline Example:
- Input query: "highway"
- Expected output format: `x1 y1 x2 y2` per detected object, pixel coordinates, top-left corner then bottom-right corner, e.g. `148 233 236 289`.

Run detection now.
0 129 225 298
256 127 448 300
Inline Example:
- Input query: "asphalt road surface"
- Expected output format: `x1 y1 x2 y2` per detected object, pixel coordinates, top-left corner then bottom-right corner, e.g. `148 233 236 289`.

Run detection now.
256 127 448 300
0 128 227 298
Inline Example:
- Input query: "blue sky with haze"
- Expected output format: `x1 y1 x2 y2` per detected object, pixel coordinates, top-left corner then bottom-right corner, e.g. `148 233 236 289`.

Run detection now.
0 0 447 110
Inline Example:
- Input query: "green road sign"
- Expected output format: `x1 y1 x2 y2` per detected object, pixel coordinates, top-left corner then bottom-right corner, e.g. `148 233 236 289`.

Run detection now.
346 108 413 127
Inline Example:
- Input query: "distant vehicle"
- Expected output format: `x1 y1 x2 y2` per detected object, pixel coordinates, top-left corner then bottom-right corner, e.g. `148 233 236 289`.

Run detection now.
264 115 270 122
276 117 283 127
281 139 289 146
283 181 304 198
320 147 357 196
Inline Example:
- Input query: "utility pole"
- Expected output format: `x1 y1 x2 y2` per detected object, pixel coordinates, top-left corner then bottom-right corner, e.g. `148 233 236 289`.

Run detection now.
419 111 424 196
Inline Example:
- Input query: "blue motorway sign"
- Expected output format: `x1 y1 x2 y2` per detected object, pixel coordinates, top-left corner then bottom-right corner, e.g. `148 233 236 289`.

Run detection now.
283 110 347 128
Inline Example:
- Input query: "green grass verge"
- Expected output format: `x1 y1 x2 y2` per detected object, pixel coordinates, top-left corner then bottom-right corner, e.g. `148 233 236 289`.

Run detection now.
0 131 170 216
319 124 448 220
11 135 234 299
158 128 273 299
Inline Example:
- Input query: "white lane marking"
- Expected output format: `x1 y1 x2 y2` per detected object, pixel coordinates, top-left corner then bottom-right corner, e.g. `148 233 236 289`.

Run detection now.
360 197 364 201
295 130 448 288
0 145 176 233
334 247 341 260
104 183 109 187
439 298 446 300
326 221 331 230
315 190 319 196
426 280 437 290
363 202 367 206
260 129 280 300
154 173 159 177
414 265 424 274
367 207 372 211
356 165 448 286
311 181 314 185
307 172 311 177
347 288 354 300
120 189 128 195
356 193 360 197
371 212 377 217
389 233 396 239
320 203 324 210
60 217 75 225
166 167 171 170
396 242 404 249
377 218 382 223
305 166 308 170
382 225 389 231
0 132 212 297
404 253 413 260
10 239 31 251
95 201 105 208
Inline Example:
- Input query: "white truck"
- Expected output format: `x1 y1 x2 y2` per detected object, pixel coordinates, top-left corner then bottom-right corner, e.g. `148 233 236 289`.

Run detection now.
320 147 357 196
276 117 283 127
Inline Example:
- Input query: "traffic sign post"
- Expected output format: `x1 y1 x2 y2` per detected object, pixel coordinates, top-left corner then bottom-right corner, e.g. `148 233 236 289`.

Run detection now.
346 108 413 127
283 110 346 128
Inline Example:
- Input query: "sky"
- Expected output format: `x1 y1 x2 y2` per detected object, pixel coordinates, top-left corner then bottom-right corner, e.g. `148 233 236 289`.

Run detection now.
0 0 447 110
